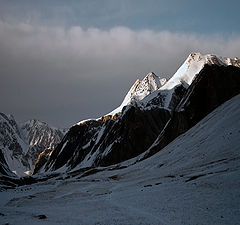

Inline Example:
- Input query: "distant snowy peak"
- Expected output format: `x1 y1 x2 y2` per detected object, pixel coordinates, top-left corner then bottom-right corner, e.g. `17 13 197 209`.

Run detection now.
161 52 240 90
21 119 47 129
20 119 64 149
109 72 167 115
21 119 60 132
0 113 65 176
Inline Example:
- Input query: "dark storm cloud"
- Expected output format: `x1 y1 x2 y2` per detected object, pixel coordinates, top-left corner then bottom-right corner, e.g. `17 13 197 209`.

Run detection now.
1 21 240 127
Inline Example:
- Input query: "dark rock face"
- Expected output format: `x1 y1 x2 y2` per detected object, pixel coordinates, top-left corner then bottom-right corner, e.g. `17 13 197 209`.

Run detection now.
95 107 171 167
39 107 171 173
44 120 102 172
33 148 53 173
0 149 15 177
34 70 190 173
142 65 240 159
0 113 29 173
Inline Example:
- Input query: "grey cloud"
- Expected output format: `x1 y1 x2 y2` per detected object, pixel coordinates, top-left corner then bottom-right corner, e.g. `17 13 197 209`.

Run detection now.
1 21 240 127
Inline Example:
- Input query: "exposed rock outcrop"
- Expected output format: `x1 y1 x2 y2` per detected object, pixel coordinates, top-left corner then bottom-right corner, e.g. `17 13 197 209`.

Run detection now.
37 107 171 173
142 65 240 159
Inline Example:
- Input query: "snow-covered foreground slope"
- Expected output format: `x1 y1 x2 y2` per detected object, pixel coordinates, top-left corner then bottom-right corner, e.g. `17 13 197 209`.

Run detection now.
1 94 240 225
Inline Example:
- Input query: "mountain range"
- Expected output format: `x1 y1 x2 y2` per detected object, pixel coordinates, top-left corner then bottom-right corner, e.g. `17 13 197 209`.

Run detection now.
0 52 240 225
32 53 240 175
0 52 239 178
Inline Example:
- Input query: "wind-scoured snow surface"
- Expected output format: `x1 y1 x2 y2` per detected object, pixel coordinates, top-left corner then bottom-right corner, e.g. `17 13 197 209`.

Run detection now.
1 94 240 225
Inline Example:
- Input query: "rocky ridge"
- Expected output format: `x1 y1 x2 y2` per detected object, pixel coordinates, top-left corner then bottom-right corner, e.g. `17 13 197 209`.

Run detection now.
35 53 240 174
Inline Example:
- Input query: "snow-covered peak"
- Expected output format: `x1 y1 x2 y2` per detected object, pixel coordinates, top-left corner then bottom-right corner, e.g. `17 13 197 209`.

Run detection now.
124 72 164 102
111 53 240 116
21 119 49 130
75 52 240 124
109 72 167 115
20 119 64 148
161 52 240 90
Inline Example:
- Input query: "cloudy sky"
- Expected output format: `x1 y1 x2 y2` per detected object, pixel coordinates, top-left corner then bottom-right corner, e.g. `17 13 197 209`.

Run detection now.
1 0 240 127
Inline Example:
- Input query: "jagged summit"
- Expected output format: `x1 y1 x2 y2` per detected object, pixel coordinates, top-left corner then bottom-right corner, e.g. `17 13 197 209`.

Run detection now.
20 119 61 134
22 119 47 127
121 72 166 101
162 52 240 90
109 72 167 115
